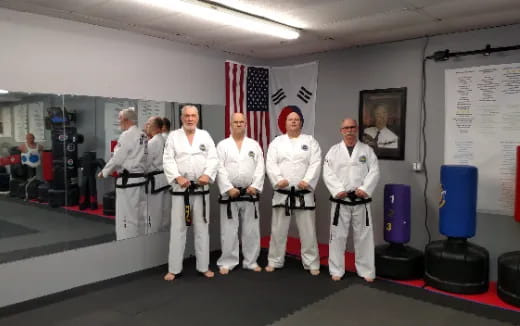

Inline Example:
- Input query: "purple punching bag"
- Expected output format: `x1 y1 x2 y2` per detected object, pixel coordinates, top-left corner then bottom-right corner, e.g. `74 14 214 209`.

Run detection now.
384 184 411 244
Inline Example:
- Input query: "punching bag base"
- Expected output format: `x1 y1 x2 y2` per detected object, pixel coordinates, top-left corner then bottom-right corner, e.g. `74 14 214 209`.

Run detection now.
103 191 116 216
38 182 50 203
424 238 489 294
375 243 424 280
497 251 520 308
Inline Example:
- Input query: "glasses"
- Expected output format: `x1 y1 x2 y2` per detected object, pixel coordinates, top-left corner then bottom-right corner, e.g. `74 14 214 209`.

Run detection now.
341 126 357 130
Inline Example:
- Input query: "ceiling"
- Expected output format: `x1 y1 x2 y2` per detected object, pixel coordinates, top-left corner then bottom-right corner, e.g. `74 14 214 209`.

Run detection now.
1 0 520 59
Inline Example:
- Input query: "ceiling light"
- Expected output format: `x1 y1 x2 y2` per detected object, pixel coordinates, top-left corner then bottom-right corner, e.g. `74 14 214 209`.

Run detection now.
139 0 300 40
0 89 8 94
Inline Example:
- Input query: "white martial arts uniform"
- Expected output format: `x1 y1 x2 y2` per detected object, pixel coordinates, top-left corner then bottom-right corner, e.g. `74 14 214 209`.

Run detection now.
266 134 321 271
163 128 218 274
146 133 170 234
101 125 148 241
363 127 398 149
216 136 265 271
323 140 379 279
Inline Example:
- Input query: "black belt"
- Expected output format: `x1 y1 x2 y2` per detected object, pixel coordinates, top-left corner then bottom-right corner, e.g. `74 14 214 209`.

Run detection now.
115 169 147 188
218 187 259 219
329 192 372 227
147 170 171 194
170 183 209 226
275 186 312 216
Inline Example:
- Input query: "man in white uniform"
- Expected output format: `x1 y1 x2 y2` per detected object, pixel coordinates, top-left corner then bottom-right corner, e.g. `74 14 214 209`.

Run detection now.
265 112 322 275
323 118 380 282
363 104 398 149
163 105 219 281
216 113 264 275
145 116 170 233
98 108 148 241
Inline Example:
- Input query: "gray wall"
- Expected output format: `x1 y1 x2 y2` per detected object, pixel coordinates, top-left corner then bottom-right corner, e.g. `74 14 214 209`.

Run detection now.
265 24 520 280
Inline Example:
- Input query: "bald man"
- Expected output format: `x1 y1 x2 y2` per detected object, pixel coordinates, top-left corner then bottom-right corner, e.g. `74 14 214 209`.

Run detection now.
163 105 219 281
265 112 322 275
323 118 379 282
216 113 264 275
99 108 148 240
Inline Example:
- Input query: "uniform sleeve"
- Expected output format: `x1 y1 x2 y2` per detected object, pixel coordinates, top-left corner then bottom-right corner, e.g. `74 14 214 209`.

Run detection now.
358 146 380 197
322 146 344 197
163 133 181 184
216 141 234 195
302 137 322 190
266 138 284 188
250 142 265 192
202 133 219 182
102 132 128 177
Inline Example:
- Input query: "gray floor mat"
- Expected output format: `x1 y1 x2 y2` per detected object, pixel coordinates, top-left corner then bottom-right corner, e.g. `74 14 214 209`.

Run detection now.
269 284 511 326
0 220 38 239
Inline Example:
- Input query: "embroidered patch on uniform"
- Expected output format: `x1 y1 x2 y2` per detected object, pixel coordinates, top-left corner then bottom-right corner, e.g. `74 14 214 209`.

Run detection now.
199 144 206 151
302 144 309 151
248 151 255 158
359 155 367 163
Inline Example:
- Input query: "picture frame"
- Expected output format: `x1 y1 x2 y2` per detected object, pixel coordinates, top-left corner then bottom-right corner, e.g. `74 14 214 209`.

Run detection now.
359 87 406 160
178 103 203 129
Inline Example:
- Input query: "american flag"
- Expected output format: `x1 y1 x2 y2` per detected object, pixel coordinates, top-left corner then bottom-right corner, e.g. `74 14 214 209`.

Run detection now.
225 61 271 151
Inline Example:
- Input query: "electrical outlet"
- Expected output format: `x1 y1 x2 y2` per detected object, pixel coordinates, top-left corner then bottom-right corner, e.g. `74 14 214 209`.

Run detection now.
412 162 422 172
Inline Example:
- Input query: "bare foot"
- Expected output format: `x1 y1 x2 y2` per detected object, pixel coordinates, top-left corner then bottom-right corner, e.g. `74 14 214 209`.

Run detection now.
164 273 175 281
219 267 229 275
203 270 215 278
264 265 275 272
310 269 320 276
252 266 262 272
363 276 374 283
331 275 342 281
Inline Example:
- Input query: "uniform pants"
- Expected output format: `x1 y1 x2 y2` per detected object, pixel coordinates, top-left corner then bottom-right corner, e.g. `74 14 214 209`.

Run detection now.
115 186 146 241
267 208 320 270
217 201 260 270
328 204 375 279
168 194 210 274
146 190 169 234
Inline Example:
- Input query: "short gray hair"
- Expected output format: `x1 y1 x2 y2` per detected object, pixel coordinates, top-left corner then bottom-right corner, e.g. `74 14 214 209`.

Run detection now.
121 107 137 123
181 105 199 116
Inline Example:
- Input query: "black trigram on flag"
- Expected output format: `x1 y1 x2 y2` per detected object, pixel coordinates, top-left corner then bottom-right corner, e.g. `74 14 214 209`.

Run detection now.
271 88 286 105
297 86 313 103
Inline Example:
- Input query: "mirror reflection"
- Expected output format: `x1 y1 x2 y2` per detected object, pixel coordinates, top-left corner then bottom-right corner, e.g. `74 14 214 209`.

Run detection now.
0 89 175 264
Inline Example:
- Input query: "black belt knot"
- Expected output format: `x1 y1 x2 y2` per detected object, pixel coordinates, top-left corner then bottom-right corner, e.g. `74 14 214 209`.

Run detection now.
171 182 210 226
218 187 260 219
276 186 311 216
329 191 372 227
116 169 146 188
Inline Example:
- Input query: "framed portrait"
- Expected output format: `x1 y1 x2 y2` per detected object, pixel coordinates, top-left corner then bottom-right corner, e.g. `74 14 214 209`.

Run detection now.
359 87 406 160
178 103 203 129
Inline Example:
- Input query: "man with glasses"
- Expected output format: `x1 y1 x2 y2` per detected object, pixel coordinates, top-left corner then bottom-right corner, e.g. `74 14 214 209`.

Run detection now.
265 111 322 276
216 112 264 275
323 118 380 282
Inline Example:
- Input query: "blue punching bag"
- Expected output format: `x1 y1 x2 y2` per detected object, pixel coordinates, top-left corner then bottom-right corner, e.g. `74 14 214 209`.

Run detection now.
384 184 411 244
439 165 478 238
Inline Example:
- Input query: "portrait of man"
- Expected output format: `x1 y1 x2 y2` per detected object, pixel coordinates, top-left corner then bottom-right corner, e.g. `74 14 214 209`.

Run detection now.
359 88 406 160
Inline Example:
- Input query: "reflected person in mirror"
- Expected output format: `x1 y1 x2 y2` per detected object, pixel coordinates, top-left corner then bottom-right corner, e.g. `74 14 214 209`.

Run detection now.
163 105 219 281
216 113 264 275
145 116 170 233
323 118 379 282
18 133 43 178
98 108 148 241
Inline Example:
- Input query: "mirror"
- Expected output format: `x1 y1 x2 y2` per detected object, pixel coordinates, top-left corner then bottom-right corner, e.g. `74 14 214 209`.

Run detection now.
0 89 176 264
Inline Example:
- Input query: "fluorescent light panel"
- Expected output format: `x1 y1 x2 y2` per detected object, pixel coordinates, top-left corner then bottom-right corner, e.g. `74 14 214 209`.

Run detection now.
140 0 300 40
0 89 8 94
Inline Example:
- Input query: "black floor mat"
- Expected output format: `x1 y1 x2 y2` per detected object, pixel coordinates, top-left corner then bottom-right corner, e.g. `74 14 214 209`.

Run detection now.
0 220 38 239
